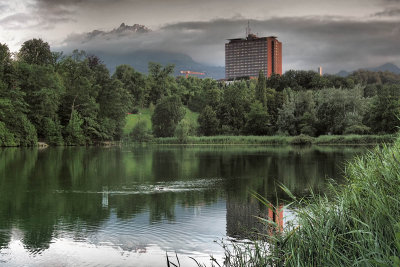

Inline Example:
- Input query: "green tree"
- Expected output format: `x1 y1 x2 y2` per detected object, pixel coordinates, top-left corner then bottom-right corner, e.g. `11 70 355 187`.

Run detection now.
276 88 297 135
217 81 254 134
151 96 185 137
175 119 190 143
15 62 64 143
64 110 85 145
58 51 101 143
18 39 53 65
98 78 133 140
244 101 270 135
0 43 37 146
131 120 152 142
315 86 367 135
266 88 284 133
148 62 175 105
365 84 400 133
255 70 267 105
198 105 219 136
113 65 147 108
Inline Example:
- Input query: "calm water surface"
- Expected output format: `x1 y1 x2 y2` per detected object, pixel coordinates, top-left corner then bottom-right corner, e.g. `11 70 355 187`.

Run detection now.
0 145 368 266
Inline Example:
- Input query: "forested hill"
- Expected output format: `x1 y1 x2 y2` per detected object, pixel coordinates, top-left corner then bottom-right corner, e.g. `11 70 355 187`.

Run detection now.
1 38 400 147
337 63 400 77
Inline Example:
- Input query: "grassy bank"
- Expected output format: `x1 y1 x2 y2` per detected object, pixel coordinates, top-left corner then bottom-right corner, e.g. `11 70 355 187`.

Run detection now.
123 107 199 135
151 134 395 145
216 136 400 266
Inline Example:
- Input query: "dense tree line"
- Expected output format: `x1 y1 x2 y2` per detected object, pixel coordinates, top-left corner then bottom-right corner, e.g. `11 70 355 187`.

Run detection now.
0 40 132 146
128 65 400 139
1 38 400 146
192 70 400 137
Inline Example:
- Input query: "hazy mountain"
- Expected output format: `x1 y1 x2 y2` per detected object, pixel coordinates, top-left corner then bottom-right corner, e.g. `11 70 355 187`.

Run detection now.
336 70 350 77
367 63 400 74
95 50 225 79
336 63 400 77
62 23 225 79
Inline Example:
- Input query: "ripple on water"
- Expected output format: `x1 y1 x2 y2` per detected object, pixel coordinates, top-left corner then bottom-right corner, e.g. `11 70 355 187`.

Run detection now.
54 178 224 195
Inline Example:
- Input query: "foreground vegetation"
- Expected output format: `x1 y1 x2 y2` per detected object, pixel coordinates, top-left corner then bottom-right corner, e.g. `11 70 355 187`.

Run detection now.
198 137 400 266
150 134 395 145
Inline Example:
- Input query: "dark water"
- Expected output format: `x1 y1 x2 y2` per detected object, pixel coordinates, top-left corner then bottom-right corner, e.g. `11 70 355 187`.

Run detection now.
0 145 368 266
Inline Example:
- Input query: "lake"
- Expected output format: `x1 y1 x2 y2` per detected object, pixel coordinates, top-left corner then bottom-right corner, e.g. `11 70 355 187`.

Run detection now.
0 145 368 266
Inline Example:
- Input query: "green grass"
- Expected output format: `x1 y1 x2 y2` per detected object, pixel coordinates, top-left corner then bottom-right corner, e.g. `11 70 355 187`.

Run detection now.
123 108 153 135
152 134 395 145
314 134 395 145
124 111 395 146
206 136 400 266
154 135 291 145
123 107 199 136
184 108 199 125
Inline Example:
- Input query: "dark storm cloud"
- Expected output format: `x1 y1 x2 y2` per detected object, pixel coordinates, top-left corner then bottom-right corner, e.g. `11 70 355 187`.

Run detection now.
373 8 400 16
28 0 83 27
58 17 400 73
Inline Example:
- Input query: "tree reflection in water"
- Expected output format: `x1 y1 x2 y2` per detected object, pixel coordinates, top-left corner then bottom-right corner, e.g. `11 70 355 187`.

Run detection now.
0 145 367 263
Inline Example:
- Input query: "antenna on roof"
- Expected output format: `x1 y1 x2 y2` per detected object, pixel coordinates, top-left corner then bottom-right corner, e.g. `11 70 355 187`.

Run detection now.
246 20 251 37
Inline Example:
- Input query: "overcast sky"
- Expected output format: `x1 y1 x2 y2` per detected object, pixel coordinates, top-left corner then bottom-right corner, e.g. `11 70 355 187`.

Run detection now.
1 0 399 73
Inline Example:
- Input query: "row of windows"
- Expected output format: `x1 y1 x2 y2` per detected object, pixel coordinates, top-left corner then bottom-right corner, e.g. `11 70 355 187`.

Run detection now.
227 69 268 72
226 59 267 62
226 52 268 56
226 47 267 51
226 48 267 51
226 43 267 46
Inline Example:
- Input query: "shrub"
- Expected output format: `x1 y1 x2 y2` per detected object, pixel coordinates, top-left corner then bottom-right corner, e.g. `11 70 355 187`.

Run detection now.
131 120 152 142
175 119 190 144
64 110 85 145
131 107 139 114
344 124 370 135
289 134 314 145
0 122 17 146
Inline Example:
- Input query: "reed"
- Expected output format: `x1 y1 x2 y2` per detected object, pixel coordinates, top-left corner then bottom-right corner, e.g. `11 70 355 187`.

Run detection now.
153 134 395 145
218 137 400 266
182 136 400 266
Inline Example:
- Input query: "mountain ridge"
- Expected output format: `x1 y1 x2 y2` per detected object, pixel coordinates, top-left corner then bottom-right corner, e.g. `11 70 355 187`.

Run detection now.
337 63 400 77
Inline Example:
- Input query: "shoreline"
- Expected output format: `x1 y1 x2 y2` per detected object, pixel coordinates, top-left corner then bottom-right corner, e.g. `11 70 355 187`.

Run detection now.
0 134 395 148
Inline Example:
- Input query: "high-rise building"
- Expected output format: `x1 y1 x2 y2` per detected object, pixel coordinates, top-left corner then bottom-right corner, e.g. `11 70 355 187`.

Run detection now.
225 30 282 79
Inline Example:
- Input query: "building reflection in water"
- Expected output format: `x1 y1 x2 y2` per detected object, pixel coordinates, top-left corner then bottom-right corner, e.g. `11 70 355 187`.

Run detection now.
102 186 109 208
226 195 284 239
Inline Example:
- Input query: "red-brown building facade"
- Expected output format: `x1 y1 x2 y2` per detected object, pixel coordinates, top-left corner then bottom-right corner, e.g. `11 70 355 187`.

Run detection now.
225 34 282 79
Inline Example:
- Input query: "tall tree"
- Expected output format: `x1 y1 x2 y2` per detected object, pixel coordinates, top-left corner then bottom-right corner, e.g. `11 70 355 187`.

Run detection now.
113 65 147 108
148 62 175 105
244 101 270 135
15 63 64 144
18 39 53 65
0 43 37 146
151 96 185 137
198 105 219 136
58 50 100 143
255 70 267 105
365 84 400 133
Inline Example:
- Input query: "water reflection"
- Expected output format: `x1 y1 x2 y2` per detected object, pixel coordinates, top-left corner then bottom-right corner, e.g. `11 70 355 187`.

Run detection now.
0 145 367 265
